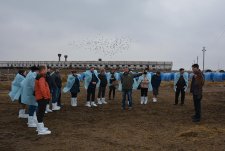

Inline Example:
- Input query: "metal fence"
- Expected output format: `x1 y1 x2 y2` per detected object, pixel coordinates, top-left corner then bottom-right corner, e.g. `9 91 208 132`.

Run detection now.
0 61 173 71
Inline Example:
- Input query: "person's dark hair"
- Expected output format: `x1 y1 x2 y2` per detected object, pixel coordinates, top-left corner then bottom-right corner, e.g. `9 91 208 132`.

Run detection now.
156 71 161 75
179 68 184 71
30 66 39 72
143 69 148 74
18 70 25 76
71 70 77 74
39 65 47 71
192 64 199 69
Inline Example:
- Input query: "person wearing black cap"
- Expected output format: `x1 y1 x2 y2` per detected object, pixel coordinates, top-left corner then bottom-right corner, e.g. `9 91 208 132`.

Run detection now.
174 68 189 105
190 64 204 122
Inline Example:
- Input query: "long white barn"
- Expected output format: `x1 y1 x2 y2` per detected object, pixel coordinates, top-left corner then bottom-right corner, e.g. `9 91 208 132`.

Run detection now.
0 61 173 71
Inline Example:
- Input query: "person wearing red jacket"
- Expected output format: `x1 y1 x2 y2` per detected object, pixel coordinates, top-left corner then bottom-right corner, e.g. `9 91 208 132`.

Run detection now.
35 65 51 135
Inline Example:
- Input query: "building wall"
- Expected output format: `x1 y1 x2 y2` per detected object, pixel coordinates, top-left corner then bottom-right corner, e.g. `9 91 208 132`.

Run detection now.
0 61 173 71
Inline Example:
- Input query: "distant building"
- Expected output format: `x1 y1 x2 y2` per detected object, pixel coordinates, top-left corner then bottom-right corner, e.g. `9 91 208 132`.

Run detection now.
0 61 173 71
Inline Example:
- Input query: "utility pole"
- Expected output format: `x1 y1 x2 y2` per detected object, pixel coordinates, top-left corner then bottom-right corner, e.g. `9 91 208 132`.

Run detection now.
202 47 206 72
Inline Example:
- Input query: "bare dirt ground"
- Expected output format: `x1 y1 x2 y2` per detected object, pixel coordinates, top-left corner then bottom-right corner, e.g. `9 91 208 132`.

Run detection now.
0 81 225 151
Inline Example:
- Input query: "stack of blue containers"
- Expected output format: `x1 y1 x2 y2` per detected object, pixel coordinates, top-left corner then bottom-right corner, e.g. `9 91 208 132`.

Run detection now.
212 72 223 82
204 72 213 81
160 73 173 81
103 71 225 82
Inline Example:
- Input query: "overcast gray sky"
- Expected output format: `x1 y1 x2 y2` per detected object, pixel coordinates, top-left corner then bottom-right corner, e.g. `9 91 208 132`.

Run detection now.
0 0 225 70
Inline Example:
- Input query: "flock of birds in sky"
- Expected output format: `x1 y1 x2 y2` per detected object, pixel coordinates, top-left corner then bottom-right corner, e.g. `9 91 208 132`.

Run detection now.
68 34 132 57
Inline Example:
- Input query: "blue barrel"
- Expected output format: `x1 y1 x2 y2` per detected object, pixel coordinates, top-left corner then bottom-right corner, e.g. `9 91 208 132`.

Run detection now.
161 73 172 81
222 73 225 81
204 72 213 81
170 73 175 80
212 73 223 82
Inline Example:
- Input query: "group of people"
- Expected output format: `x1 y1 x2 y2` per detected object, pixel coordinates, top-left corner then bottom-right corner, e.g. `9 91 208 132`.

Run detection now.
9 65 62 135
62 66 162 110
9 63 204 135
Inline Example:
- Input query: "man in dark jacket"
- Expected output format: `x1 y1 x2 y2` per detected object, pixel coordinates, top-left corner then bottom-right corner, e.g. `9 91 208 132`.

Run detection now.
109 68 117 100
190 64 204 122
174 68 187 105
121 67 141 110
51 69 61 110
45 68 53 113
70 70 80 107
46 68 53 92
151 71 161 103
97 68 108 105
86 67 99 107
